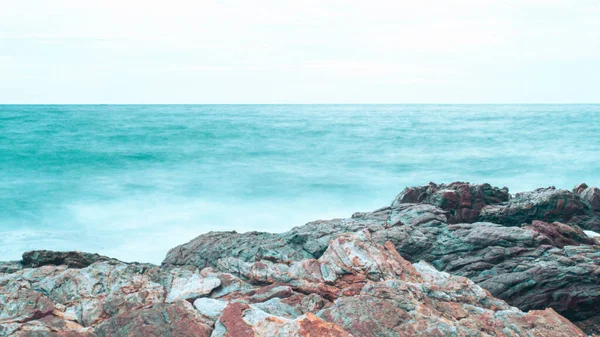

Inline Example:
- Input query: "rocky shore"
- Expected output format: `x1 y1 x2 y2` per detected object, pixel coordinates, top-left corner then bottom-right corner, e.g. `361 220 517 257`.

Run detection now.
2 182 600 336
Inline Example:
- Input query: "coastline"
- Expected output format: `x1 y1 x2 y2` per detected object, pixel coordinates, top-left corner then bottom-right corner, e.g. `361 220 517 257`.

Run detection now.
2 181 600 336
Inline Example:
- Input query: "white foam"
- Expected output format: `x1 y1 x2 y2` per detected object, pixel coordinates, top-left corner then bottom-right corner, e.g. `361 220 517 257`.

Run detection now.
584 230 600 238
1 194 365 264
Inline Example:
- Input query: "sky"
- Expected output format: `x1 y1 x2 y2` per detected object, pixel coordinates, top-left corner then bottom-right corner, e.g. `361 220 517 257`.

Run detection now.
1 0 599 103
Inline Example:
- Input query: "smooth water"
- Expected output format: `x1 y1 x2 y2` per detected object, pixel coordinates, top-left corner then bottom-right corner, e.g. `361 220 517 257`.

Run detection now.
1 105 599 263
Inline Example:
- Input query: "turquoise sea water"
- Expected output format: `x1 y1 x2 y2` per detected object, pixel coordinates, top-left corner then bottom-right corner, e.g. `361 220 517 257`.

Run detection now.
1 105 599 263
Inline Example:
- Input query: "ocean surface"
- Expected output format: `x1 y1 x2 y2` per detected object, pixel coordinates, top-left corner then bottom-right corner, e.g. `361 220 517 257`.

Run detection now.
1 105 599 264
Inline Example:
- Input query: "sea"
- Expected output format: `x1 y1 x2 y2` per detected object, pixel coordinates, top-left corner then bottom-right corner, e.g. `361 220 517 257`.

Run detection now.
1 104 599 264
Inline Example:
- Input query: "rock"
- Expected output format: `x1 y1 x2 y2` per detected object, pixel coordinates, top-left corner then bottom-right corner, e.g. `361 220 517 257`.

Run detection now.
580 186 600 211
573 183 589 195
21 251 117 269
212 302 352 337
392 182 600 230
388 203 447 227
392 182 510 223
317 230 422 283
0 289 55 324
165 271 221 302
193 298 228 320
0 261 22 274
163 218 384 269
0 261 166 329
479 187 586 226
162 182 600 334
522 220 596 247
3 182 600 336
0 231 592 336
210 231 587 337
162 231 307 269
94 300 213 337
377 217 600 323
0 288 94 336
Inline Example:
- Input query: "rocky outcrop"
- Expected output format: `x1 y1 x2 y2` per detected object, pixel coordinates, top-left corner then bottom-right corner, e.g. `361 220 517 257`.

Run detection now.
3 230 590 336
0 250 115 275
392 182 510 223
163 182 600 334
478 187 587 226
95 300 213 337
392 182 600 230
4 251 118 271
3 182 600 336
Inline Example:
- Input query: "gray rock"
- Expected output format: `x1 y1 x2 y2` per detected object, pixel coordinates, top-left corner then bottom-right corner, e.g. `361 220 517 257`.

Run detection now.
21 250 117 269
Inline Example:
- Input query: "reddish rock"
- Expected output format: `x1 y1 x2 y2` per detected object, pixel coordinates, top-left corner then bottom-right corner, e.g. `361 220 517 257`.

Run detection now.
392 182 510 223
0 289 55 324
522 220 596 247
218 302 254 337
297 313 351 337
94 301 212 337
479 186 586 226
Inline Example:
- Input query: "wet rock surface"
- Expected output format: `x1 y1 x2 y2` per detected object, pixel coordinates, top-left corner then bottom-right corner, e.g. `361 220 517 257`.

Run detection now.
2 182 600 336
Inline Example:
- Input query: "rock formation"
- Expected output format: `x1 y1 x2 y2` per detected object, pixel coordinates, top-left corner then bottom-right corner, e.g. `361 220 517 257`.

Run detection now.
2 182 600 336
163 182 600 334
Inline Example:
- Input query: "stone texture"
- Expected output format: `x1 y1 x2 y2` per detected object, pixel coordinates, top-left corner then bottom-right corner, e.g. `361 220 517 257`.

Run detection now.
479 186 587 226
0 288 94 336
0 289 55 324
165 272 221 302
94 300 212 337
0 262 22 275
211 302 351 337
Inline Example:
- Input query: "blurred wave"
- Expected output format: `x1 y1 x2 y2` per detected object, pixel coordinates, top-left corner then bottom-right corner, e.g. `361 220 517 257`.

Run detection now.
1 104 598 263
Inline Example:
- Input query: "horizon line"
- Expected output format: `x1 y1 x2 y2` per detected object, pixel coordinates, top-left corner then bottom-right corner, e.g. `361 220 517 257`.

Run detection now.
2 103 600 105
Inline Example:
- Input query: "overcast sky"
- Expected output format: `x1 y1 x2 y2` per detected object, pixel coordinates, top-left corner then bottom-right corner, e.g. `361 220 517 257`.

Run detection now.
1 0 599 103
